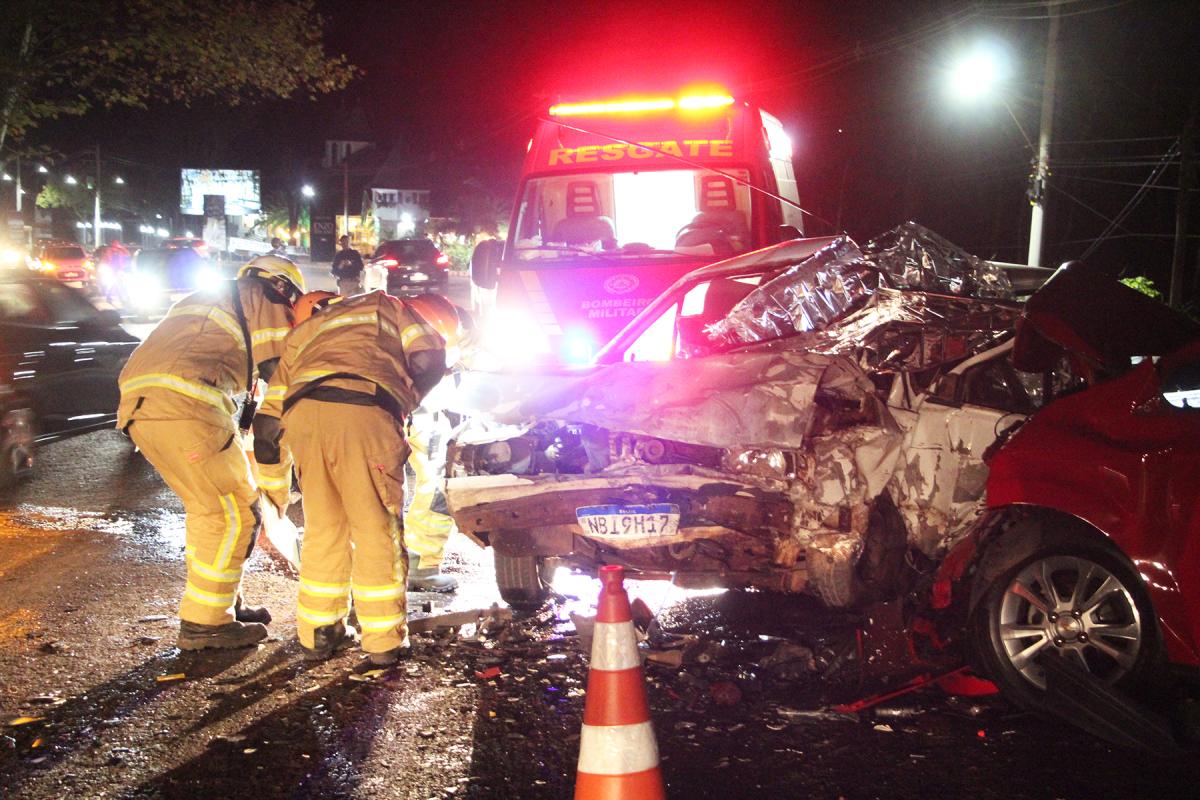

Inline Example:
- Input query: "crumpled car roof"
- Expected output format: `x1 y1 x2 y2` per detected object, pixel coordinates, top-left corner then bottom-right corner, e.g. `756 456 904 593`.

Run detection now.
454 225 1021 450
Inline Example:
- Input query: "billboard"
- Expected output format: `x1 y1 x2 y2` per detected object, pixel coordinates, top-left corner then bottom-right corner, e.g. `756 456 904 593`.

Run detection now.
180 169 260 216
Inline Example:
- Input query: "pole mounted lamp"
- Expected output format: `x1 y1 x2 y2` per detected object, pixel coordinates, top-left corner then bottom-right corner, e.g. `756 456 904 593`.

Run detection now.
945 17 1060 267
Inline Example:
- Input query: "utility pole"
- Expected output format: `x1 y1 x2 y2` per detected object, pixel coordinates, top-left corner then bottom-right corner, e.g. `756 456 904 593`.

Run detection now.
343 157 349 238
1170 97 1197 307
14 154 21 214
1027 1 1060 267
93 145 102 248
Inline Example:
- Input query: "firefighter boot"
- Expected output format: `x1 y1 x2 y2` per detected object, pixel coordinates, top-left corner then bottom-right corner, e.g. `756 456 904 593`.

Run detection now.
302 621 359 661
235 594 273 625
406 553 458 593
178 620 268 651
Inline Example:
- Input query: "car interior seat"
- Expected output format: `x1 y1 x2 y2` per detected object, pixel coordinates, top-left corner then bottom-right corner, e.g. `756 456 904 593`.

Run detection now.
551 181 616 246
675 176 751 256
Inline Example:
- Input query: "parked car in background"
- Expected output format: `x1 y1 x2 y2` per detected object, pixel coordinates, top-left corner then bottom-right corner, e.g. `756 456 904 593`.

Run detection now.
29 242 94 289
122 247 224 316
165 236 210 260
0 272 139 485
366 238 451 296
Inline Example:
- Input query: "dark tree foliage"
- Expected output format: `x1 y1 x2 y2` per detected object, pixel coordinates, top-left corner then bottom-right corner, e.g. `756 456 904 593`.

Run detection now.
0 0 357 151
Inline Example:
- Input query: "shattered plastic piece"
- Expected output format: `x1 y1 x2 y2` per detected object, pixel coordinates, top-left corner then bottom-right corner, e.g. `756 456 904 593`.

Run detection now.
873 723 894 733
349 669 386 683
137 614 169 623
8 717 44 726
31 737 44 748
155 673 186 684
645 649 684 668
474 666 502 681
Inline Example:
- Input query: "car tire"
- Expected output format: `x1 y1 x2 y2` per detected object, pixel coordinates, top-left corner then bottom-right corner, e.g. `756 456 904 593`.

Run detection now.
0 433 33 491
494 551 550 611
970 538 1159 711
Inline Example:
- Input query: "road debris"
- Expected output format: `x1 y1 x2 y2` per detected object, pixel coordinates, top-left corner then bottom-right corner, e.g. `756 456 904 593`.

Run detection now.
155 673 186 684
7 717 44 727
137 614 169 623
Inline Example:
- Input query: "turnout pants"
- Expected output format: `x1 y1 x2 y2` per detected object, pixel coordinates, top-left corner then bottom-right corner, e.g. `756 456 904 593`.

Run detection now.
130 418 260 626
283 400 411 654
403 408 455 569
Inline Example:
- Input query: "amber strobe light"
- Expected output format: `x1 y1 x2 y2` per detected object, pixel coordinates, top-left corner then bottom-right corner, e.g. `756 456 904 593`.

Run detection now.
549 93 734 116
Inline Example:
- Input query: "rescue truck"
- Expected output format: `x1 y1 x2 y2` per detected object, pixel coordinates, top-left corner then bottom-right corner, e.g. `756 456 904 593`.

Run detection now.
470 90 805 363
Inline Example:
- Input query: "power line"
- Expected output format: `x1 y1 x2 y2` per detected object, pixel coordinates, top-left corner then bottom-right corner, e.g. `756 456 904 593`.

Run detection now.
984 0 1138 20
1081 139 1180 260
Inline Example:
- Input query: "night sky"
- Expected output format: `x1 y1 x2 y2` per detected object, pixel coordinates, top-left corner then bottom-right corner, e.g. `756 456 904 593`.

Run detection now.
39 0 1200 291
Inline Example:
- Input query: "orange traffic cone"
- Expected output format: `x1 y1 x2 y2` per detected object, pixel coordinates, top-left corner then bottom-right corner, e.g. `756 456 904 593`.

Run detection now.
574 565 666 800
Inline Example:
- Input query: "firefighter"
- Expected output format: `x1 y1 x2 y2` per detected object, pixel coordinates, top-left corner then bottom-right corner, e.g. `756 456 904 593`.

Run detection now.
117 254 303 651
403 294 472 593
254 290 445 665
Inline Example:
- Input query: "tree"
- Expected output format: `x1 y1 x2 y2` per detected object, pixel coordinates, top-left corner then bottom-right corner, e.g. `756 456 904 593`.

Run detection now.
0 0 357 152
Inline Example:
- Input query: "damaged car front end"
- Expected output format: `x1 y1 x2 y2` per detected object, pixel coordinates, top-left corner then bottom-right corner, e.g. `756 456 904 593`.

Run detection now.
446 224 1059 610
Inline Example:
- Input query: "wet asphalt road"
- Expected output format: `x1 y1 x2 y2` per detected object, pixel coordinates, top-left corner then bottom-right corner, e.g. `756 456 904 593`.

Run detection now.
3 277 1200 797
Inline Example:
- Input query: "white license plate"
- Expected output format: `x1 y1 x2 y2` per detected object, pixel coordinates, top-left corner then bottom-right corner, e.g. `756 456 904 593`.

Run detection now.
575 503 680 538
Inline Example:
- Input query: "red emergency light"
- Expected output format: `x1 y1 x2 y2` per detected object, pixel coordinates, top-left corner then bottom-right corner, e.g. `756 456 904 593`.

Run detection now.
548 93 734 117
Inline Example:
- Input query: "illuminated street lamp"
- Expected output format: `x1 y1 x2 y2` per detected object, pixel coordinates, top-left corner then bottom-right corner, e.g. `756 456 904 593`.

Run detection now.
65 174 78 185
36 164 48 174
945 16 1060 267
301 184 315 198
114 175 125 185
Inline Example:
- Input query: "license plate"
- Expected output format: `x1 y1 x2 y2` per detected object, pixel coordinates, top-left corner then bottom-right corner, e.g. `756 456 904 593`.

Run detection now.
575 503 680 538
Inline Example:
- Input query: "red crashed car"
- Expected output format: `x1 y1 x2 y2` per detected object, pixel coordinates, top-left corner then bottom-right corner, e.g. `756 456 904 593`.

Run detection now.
932 262 1200 712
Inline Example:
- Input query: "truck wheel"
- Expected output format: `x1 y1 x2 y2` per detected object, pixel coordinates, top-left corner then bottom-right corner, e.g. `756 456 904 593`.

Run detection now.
494 552 549 611
969 539 1158 711
0 437 33 491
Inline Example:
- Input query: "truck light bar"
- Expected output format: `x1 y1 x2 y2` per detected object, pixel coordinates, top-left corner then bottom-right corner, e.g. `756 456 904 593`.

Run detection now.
549 94 734 116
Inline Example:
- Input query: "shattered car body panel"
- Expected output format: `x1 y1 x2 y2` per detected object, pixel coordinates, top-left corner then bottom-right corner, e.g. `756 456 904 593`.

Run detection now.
447 227 1041 607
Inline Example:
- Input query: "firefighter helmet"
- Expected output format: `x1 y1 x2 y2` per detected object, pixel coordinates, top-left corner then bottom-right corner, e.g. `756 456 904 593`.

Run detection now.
294 291 339 324
238 254 307 301
405 293 463 350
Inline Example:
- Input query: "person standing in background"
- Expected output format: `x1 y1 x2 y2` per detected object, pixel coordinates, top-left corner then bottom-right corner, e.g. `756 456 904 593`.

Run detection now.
331 235 364 296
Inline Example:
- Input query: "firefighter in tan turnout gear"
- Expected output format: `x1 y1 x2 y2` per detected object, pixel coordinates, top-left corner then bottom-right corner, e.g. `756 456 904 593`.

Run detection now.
117 255 303 650
254 290 445 665
402 294 475 593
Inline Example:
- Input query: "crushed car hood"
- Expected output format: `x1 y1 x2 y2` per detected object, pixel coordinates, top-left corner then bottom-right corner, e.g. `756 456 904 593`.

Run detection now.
1014 260 1200 375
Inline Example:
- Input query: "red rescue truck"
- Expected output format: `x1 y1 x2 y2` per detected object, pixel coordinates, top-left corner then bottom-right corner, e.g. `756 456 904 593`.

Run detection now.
470 90 804 363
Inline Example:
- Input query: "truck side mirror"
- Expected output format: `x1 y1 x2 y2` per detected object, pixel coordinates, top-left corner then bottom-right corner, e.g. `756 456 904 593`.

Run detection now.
471 239 502 291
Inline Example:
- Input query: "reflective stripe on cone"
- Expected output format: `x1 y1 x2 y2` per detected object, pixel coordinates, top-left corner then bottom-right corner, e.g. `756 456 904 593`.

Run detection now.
575 565 665 800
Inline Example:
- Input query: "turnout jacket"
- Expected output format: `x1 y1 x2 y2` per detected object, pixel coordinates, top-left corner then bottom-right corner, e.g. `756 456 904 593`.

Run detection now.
117 277 293 431
258 290 444 427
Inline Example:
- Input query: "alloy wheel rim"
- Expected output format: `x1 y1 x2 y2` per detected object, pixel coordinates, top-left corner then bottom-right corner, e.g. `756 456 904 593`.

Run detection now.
997 555 1142 689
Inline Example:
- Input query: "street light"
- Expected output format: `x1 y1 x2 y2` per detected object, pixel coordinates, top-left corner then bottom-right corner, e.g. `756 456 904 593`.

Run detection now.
114 175 125 185
946 42 1010 103
65 174 77 185
945 18 1060 267
36 165 47 174
301 184 315 198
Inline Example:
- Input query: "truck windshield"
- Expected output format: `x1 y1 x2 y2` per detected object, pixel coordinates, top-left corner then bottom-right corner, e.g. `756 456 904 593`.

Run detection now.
512 168 752 260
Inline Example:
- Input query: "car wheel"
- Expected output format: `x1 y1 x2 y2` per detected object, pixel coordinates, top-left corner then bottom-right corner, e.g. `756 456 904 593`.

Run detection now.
0 432 33 491
494 551 550 611
971 541 1158 710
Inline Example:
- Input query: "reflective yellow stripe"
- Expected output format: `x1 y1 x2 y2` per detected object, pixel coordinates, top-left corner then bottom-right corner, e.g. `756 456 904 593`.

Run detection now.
357 613 405 632
295 368 335 384
186 551 242 582
184 582 237 608
353 583 404 601
400 323 433 348
297 604 347 626
294 312 379 358
167 304 245 347
264 385 287 402
300 578 351 598
252 327 290 346
257 471 290 491
120 373 231 410
214 493 241 570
